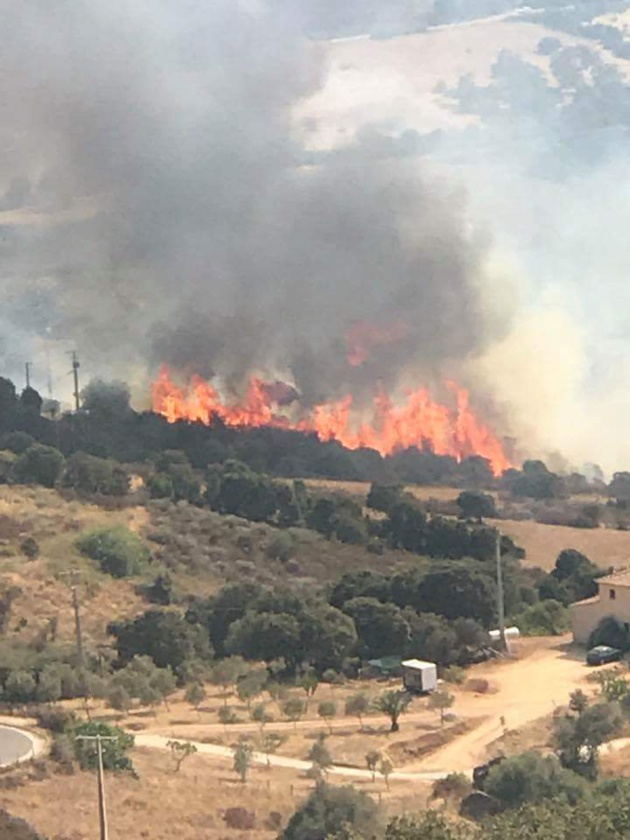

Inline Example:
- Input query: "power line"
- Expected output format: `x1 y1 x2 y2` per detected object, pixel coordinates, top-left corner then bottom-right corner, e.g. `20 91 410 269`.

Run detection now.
495 528 507 653
65 351 81 411
59 570 85 667
75 734 117 840
72 351 81 412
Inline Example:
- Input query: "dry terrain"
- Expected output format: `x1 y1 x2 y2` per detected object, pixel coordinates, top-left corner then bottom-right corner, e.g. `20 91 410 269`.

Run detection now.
295 19 630 150
0 481 625 837
488 517 630 572
304 478 630 572
0 486 147 650
0 636 602 839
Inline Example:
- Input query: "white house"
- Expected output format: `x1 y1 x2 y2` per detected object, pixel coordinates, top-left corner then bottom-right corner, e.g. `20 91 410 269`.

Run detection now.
570 569 630 645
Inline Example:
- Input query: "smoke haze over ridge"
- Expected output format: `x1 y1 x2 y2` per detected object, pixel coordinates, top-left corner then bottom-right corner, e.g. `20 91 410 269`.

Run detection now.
0 1 509 406
1 1 629 470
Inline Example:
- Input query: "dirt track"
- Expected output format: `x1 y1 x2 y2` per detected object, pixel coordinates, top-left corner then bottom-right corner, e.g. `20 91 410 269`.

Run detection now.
408 638 591 772
136 637 594 780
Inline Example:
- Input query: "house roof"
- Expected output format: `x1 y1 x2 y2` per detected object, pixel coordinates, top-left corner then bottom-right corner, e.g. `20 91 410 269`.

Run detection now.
571 595 600 607
402 659 436 670
597 569 630 588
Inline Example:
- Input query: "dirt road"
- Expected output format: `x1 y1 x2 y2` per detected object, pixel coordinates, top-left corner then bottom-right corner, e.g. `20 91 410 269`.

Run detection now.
135 638 593 781
134 732 448 781
407 639 591 773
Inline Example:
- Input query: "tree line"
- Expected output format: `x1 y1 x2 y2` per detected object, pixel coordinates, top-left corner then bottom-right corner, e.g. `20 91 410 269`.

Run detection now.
0 373 608 493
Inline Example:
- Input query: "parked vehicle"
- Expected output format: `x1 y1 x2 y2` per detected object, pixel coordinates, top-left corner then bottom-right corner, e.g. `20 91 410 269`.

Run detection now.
586 645 623 666
401 659 437 693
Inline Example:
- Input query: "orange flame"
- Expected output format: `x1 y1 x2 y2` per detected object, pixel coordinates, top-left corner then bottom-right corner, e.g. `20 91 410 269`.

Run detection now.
152 366 511 476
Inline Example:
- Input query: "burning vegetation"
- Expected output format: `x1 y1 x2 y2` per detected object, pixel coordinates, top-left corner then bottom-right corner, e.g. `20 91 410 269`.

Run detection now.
152 366 511 476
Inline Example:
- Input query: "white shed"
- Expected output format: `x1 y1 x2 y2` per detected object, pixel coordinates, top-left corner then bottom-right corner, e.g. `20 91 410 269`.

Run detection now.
401 659 437 694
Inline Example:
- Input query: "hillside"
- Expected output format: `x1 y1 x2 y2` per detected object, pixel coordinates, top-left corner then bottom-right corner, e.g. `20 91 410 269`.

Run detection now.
0 479 623 839
302 478 630 572
296 17 630 149
0 477 626 657
0 484 423 653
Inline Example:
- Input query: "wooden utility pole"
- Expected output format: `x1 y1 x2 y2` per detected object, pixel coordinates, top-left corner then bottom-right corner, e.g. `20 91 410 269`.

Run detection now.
59 570 84 667
495 529 507 652
75 734 117 840
71 351 81 411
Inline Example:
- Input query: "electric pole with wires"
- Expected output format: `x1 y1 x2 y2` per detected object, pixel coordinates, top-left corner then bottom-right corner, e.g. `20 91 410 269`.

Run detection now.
67 350 81 411
75 734 117 840
495 528 507 653
59 569 85 667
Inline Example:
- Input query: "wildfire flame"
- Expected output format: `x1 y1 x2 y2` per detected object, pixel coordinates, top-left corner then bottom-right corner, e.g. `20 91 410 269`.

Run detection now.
152 366 511 475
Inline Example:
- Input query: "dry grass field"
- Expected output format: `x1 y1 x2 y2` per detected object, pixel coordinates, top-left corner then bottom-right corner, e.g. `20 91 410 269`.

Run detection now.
0 638 596 840
0 480 625 837
0 747 432 840
488 518 630 573
0 483 420 657
0 486 147 650
302 478 463 504
296 18 630 150
94 676 466 769
303 479 630 572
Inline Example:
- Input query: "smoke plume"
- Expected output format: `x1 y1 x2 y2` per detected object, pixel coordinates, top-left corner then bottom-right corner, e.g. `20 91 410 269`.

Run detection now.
0 1 510 416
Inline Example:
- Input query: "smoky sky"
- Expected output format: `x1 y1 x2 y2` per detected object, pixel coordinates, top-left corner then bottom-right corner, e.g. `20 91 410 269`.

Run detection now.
0 0 501 406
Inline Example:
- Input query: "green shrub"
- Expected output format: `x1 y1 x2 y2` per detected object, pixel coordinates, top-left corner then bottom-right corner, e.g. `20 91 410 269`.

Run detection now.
588 616 629 652
146 473 174 500
19 537 39 560
484 751 585 808
64 452 130 496
12 444 65 488
442 665 466 685
514 600 570 636
3 670 37 703
265 532 294 563
34 705 76 733
1 432 34 455
139 572 174 605
219 705 239 725
76 527 150 578
0 451 16 484
281 784 381 840
73 721 135 773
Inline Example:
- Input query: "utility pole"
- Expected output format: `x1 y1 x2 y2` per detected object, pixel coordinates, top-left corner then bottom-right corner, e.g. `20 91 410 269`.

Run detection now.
75 734 117 840
495 529 507 653
71 351 81 412
25 362 32 389
59 570 84 667
45 341 53 399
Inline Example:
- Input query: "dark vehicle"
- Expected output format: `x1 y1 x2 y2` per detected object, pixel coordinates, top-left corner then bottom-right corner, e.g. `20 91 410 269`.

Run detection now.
586 645 623 666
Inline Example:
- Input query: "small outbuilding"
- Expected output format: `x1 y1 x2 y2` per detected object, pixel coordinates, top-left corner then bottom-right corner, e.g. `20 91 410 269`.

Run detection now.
401 659 437 694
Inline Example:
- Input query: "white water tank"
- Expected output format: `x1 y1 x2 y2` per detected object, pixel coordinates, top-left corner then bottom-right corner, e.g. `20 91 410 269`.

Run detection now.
489 626 521 642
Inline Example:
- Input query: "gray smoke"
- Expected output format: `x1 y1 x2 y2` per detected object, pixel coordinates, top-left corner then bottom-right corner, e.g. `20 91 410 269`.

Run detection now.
0 1 506 411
